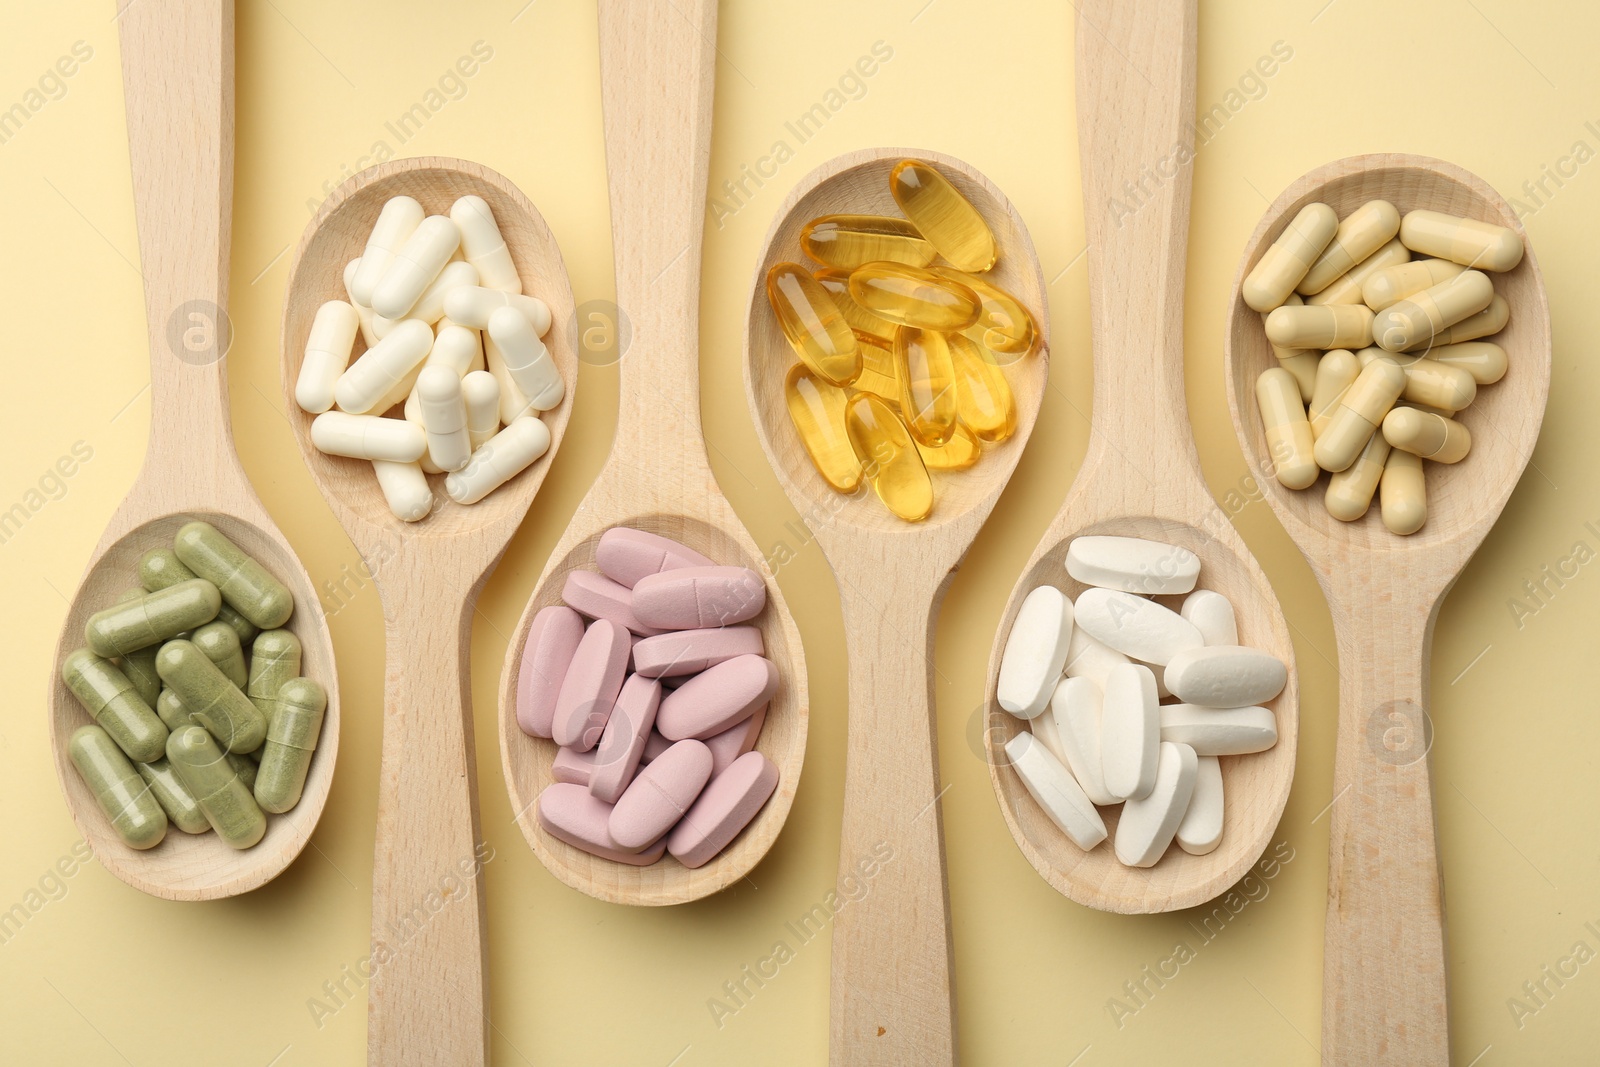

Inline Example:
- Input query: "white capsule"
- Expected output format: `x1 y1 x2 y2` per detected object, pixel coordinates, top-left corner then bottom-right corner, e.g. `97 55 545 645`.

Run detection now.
1073 588 1204 666
1163 645 1287 708
484 334 538 424
1176 755 1224 856
1158 704 1278 755
444 285 552 335
446 417 551 504
295 301 359 413
1115 742 1198 868
371 351 427 416
311 412 426 463
351 196 423 306
1003 731 1106 852
1062 625 1129 689
402 391 444 474
334 319 433 415
997 586 1074 719
1066 535 1200 595
373 215 461 320
1100 663 1159 802
462 370 501 451
408 260 478 326
1049 676 1117 806
344 259 380 348
425 323 482 378
1179 589 1237 646
451 195 521 294
487 305 564 411
373 460 432 522
417 366 472 473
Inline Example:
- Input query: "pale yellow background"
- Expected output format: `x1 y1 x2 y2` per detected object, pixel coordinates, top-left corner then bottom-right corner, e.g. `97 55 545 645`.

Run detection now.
2 0 1595 1063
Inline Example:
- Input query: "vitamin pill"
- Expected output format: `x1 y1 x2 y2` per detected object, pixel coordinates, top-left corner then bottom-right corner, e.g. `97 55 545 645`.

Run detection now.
632 566 766 630
516 606 586 738
486 306 563 411
247 629 301 726
1306 237 1409 306
1176 754 1223 856
70 725 167 849
812 267 898 341
850 332 900 404
373 215 460 319
932 268 1038 357
1264 293 1316 364
704 706 765 776
461 370 501 451
1405 356 1478 412
996 585 1074 719
191 621 247 689
1162 645 1287 707
334 318 433 415
552 747 596 786
1100 664 1159 801
350 196 423 306
1399 209 1523 272
1309 349 1361 439
801 213 935 269
416 366 472 472
420 323 484 386
254 677 327 813
1382 407 1471 463
1114 741 1198 868
175 522 294 630
1380 448 1427 535
1326 430 1389 520
138 549 256 645
562 570 663 636
480 334 532 424
1180 590 1237 647
1298 200 1401 295
445 417 551 504
848 262 981 332
893 326 958 446
1265 302 1374 350
85 578 220 657
136 758 210 835
1256 367 1318 490
296 301 360 413
345 259 380 348
119 642 162 708
594 528 714 589
1049 676 1117 805
408 260 480 327
767 262 861 386
1404 294 1508 351
1372 270 1494 352
1426 341 1507 385
1362 257 1466 310
166 725 267 849
656 654 779 740
1064 628 1132 688
889 159 996 271
373 460 432 522
667 751 780 869
916 420 981 471
537 783 667 865
947 332 1016 442
156 688 191 732
441 285 551 336
1158 704 1277 755
62 650 168 763
1065 535 1200 596
1242 202 1338 312
156 640 266 754
844 393 933 521
552 620 631 752
609 738 713 851
1313 359 1405 473
784 365 862 493
1279 352 1319 402
1002 731 1106 851
589 674 662 804
632 626 764 678
1073 588 1203 665
451 195 521 293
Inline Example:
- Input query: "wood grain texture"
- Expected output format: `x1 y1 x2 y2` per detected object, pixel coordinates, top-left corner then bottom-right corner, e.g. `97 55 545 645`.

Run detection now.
46 0 340 902
981 0 1300 915
496 0 810 907
743 149 1051 1063
1224 155 1551 1065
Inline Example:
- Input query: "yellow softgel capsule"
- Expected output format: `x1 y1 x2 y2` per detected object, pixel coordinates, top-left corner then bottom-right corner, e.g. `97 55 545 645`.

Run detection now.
1255 367 1318 490
1426 341 1507 384
1382 407 1471 463
813 268 898 342
852 332 901 404
849 262 981 332
1399 210 1523 272
1356 348 1477 412
845 393 933 521
1325 431 1391 522
801 214 935 270
1313 359 1406 473
766 262 861 386
1309 349 1361 439
1380 448 1427 535
930 268 1038 358
784 364 862 493
1265 303 1374 350
946 332 1016 443
1242 202 1338 312
1299 200 1402 296
1306 238 1409 306
888 159 996 272
917 420 981 471
1403 295 1508 352
1372 270 1494 353
893 326 959 447
1361 258 1466 310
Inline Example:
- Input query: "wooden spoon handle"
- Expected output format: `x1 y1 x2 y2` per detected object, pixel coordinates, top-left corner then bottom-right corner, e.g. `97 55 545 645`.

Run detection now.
1323 587 1449 1065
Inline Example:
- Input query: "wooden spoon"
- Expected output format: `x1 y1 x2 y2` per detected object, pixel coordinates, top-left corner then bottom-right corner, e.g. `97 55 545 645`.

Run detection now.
744 152 1050 1062
46 0 338 901
1224 155 1550 1064
280 158 576 1064
982 0 1299 915
497 0 809 906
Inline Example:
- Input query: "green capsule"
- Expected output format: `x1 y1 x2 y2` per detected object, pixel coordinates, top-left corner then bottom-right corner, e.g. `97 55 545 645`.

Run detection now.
192 622 247 689
173 522 293 630
136 758 210 834
140 548 259 646
61 649 168 763
155 640 266 753
155 688 193 732
69 725 167 849
226 751 259 791
85 578 220 657
166 726 266 849
112 593 164 707
246 629 302 725
255 677 327 814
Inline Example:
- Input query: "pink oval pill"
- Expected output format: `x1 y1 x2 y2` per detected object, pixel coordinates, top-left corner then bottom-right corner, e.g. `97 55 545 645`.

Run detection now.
595 527 713 588
656 654 780 740
537 783 666 865
705 704 765 776
552 620 630 752
561 570 664 636
551 745 595 786
608 739 713 851
631 626 765 678
631 566 767 629
667 752 780 869
516 606 585 738
589 674 662 804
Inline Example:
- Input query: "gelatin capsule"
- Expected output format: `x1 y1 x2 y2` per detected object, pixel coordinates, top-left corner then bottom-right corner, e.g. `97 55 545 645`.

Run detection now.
442 286 552 334
166 725 266 849
445 417 551 505
850 263 981 332
1426 341 1506 384
1255 367 1318 490
296 300 360 414
766 262 861 386
813 268 898 342
946 331 1016 443
800 214 935 270
1313 359 1405 473
1309 349 1360 439
1279 351 1319 402
334 317 433 415
255 677 328 814
156 688 192 732
374 460 432 522
1306 238 1409 306
1361 257 1466 310
462 370 502 450
1265 302 1373 350
1242 202 1338 312
85 578 221 657
156 640 267 754
1298 200 1401 296
1355 348 1477 412
486 305 563 412
450 194 521 294
893 326 959 447
137 758 210 834
851 332 901 404
1380 447 1427 535
418 365 473 473
373 214 461 320
1399 209 1523 272
70 725 167 849
1372 270 1494 352
845 393 933 521
191 621 248 689
175 521 294 630
1325 430 1390 522
350 196 423 307
916 420 981 471
1403 295 1508 351
888 159 996 272
62 649 168 764
1263 293 1317 378
312 411 427 463
1382 407 1471 463
927 267 1038 358
784 363 861 492
247 629 302 726
138 549 256 646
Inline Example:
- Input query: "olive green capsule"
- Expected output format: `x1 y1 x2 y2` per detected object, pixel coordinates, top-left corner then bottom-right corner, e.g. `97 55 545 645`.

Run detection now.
112 591 161 705
155 688 194 732
140 548 259 645
192 621 248 689
255 678 327 813
69 725 167 849
226 750 259 791
85 578 221 657
135 758 210 834
61 649 168 763
155 640 266 754
246 629 302 725
173 522 294 630
166 726 266 849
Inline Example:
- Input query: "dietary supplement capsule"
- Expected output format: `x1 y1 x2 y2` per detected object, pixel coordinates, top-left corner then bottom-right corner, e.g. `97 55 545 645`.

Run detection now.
191 621 248 688
226 751 259 792
1306 237 1409 306
1299 200 1401 295
916 420 981 471
845 393 933 521
931 268 1038 357
69 725 167 849
888 159 996 272
295 300 360 414
893 326 959 447
1403 295 1508 351
156 640 267 754
255 677 328 814
1242 202 1338 312
334 317 433 415
1265 302 1373 350
156 688 192 731
1313 359 1406 473
812 268 897 342
247 629 302 725
947 331 1016 442
441 286 551 335
1254 367 1319 490
62 649 169 763
373 214 460 320
445 417 552 505
166 726 266 849
1426 340 1507 384
417 365 473 472
1372 270 1494 352
350 196 424 306
848 262 981 332
1325 432 1390 521
783 364 861 493
110 593 162 705
1399 209 1523 272
1259 294 1316 400
487 306 564 412
801 214 935 269
1382 407 1471 463
373 460 432 522
136 758 210 834
85 577 221 657
1361 257 1466 311
766 262 861 386
175 522 294 630
850 332 900 405
1309 349 1361 439
1356 348 1477 411
1380 448 1427 534
461 370 502 451
451 195 521 294
138 548 257 645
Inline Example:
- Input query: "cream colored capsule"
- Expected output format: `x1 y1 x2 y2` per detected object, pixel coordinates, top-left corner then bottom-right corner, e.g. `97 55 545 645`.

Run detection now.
407 260 478 325
450 195 521 293
1427 341 1507 384
1243 203 1337 311
1373 270 1494 352
486 306 563 411
1266 302 1373 350
1356 348 1477 412
1399 209 1523 271
418 365 472 473
1298 200 1401 296
1380 448 1427 534
1280 352 1319 401
1362 258 1466 310
373 460 432 522
334 318 432 414
344 259 380 348
1255 367 1319 490
295 300 360 414
1309 349 1360 439
461 370 501 450
1382 407 1471 463
484 334 538 425
1313 359 1405 473
443 285 552 335
1403 295 1509 351
446 417 551 504
373 215 461 320
1325 431 1390 522
351 196 423 306
1307 237 1409 306
311 411 427 463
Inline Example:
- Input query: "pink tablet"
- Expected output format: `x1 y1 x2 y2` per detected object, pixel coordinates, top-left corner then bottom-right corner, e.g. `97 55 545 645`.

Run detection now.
631 626 765 678
607 739 714 851
594 527 713 588
551 620 630 752
631 566 767 629
515 606 585 738
561 570 664 636
666 752 779 869
656 654 779 740
588 673 662 804
537 783 666 865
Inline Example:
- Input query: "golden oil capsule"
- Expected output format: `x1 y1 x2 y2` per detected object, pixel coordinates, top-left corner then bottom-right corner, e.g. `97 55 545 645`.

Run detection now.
917 420 981 471
1380 448 1427 535
1362 258 1466 310
1382 407 1471 463
1255 367 1318 490
930 268 1038 358
893 326 959 447
888 159 996 272
766 262 861 386
814 268 898 342
1299 200 1401 296
784 364 862 493
1325 431 1390 522
1426 341 1506 384
1310 349 1360 439
852 332 901 404
1402 295 1508 352
850 262 981 332
845 393 933 521
946 332 1016 443
1306 238 1409 306
801 214 935 270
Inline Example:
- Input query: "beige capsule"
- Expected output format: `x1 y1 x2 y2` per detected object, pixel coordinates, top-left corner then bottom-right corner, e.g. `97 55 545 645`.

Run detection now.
1426 340 1507 384
1299 200 1401 296
1255 367 1319 490
1325 431 1391 522
1261 294 1318 400
1380 448 1427 535
1355 348 1477 411
1373 270 1494 352
1307 238 1409 306
1399 209 1523 272
1313 359 1406 473
1362 258 1466 310
1309 349 1361 439
1266 302 1374 351
1242 202 1338 312
1403 295 1509 352
1382 406 1471 463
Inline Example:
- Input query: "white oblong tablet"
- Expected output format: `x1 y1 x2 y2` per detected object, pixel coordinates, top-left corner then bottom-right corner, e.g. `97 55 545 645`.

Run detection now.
1115 741 1199 868
996 586 1073 719
1049 676 1117 806
1028 702 1068 766
1177 754 1223 856
1181 589 1237 646
1003 731 1106 852
1100 664 1158 802
1062 625 1128 689
1073 587 1204 666
1065 535 1200 595
1159 704 1277 755
1163 646 1287 708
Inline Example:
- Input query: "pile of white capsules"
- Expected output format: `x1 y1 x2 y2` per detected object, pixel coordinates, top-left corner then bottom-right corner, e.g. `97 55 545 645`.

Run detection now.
294 194 562 521
1243 203 1520 534
996 535 1285 868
